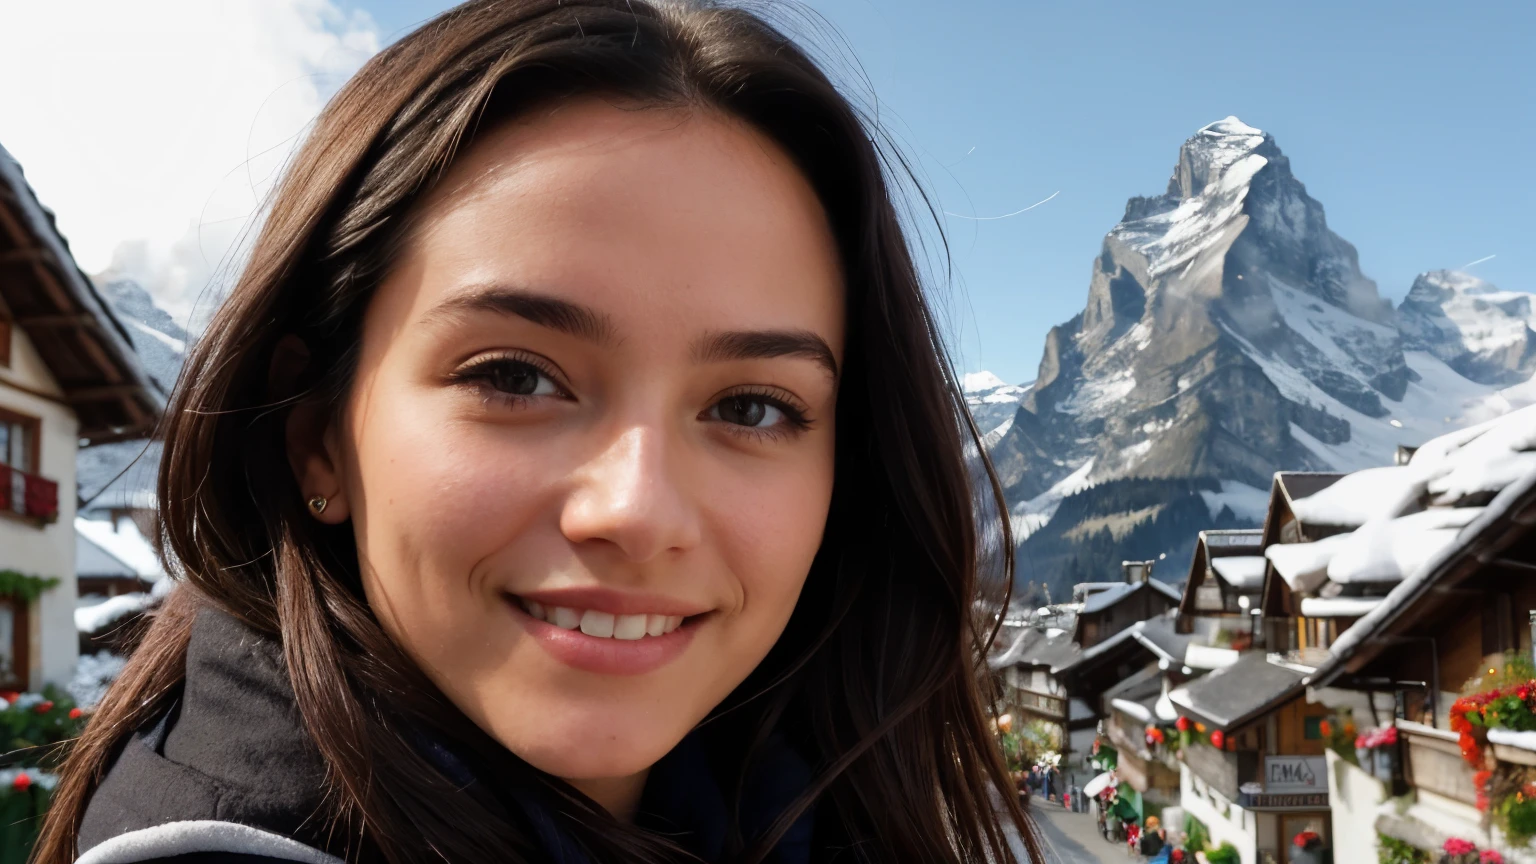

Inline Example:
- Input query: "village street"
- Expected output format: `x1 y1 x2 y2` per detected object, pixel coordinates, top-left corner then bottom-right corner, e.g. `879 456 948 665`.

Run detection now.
1009 800 1119 864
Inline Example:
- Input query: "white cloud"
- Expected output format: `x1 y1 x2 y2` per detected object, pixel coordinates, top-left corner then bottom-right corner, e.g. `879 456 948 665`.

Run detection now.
0 0 380 325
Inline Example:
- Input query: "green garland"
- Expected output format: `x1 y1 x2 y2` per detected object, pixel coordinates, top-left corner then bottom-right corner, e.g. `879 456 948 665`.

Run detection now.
0 572 58 605
1377 833 1432 864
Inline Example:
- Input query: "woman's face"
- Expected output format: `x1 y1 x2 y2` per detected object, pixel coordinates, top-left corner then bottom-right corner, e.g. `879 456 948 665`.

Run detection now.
293 99 842 809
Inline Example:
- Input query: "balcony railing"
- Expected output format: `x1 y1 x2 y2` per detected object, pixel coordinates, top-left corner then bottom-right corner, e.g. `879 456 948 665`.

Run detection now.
1399 720 1478 806
1006 685 1066 720
0 464 58 523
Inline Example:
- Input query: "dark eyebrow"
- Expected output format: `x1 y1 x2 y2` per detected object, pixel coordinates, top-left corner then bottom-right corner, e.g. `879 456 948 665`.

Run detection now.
420 286 614 344
693 329 839 378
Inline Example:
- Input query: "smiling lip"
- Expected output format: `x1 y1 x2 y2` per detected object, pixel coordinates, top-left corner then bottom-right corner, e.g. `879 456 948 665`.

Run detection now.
505 589 708 676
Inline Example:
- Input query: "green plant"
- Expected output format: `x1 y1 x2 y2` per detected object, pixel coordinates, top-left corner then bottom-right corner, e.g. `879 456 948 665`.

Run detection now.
1377 833 1432 864
1205 841 1239 864
1496 788 1536 846
0 572 59 605
0 687 87 864
1183 814 1209 854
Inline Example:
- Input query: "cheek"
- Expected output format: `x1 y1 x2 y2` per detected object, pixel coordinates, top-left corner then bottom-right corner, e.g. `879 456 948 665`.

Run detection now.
707 447 834 633
345 396 559 630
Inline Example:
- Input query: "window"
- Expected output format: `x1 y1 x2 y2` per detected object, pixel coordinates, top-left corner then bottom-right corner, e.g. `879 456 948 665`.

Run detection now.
0 597 24 688
0 409 38 473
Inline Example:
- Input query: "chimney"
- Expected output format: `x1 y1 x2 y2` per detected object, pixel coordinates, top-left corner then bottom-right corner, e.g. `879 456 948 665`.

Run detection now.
1122 560 1154 584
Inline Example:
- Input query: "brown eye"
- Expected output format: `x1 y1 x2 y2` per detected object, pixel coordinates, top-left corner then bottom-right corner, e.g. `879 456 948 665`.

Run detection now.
457 357 565 399
487 361 548 395
711 395 781 428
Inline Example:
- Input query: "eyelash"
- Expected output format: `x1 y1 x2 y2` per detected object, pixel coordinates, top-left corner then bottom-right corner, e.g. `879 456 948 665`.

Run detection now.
449 352 571 407
710 386 813 442
448 354 813 440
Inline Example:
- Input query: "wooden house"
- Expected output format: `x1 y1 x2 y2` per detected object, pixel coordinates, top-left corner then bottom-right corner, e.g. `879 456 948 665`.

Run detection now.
1177 528 1266 646
1304 409 1536 861
0 143 159 689
1170 651 1333 864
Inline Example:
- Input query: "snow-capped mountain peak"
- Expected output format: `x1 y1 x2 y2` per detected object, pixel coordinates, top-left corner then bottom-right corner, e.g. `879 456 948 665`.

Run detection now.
1398 269 1536 385
963 370 1009 393
987 117 1536 604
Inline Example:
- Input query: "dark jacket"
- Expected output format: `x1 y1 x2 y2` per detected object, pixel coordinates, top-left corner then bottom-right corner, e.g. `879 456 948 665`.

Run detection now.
77 608 814 863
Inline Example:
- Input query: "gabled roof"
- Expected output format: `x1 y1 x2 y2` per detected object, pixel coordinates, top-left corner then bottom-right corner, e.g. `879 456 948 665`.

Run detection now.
1169 651 1307 731
988 624 1080 673
1178 529 1264 628
1058 612 1190 679
0 143 161 442
1311 436 1536 686
1266 405 1536 628
1259 472 1347 547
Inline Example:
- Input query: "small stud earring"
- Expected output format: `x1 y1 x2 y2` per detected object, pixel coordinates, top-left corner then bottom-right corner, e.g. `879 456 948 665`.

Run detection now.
307 496 328 515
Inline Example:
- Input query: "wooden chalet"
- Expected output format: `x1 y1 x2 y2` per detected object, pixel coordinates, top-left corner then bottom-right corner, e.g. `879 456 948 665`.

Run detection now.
1072 560 1182 649
1304 419 1536 860
1177 528 1265 644
0 142 160 689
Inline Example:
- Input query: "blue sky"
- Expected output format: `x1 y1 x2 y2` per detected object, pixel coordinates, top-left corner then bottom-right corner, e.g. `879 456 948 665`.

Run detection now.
357 1 1534 384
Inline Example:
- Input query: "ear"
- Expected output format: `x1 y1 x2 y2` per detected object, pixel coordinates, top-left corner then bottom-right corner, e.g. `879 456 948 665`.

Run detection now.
271 335 351 523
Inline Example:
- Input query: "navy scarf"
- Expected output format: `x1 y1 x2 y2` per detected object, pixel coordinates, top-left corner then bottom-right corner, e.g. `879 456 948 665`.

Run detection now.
422 730 815 863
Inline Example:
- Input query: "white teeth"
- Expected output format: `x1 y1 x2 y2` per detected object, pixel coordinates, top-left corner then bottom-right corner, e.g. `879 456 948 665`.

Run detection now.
520 598 691 638
551 606 582 630
579 610 615 638
613 614 648 640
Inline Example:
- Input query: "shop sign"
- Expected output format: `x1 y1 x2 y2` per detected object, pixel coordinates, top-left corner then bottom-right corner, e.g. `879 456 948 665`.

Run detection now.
1263 755 1327 793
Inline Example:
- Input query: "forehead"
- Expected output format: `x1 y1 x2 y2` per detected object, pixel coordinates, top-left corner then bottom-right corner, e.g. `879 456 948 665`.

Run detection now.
390 98 845 351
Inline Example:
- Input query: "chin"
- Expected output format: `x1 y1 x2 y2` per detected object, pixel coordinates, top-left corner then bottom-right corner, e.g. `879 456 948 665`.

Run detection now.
512 723 678 780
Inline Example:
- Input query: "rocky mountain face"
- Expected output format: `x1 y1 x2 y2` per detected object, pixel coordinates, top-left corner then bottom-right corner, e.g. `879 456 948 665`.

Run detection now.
77 279 186 511
1398 270 1536 386
981 117 1536 601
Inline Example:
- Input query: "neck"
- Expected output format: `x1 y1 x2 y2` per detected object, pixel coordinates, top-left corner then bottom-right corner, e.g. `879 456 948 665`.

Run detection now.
565 769 650 822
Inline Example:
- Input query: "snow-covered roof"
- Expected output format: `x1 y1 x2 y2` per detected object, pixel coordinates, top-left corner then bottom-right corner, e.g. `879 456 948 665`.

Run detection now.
1210 556 1266 591
75 517 164 580
1184 643 1242 671
1313 458 1536 686
1299 597 1382 618
988 624 1080 673
1267 404 1536 599
75 592 153 634
1305 408 1536 684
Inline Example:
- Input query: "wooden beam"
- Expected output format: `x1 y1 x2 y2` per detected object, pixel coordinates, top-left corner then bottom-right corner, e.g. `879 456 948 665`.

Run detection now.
65 383 145 401
16 313 95 328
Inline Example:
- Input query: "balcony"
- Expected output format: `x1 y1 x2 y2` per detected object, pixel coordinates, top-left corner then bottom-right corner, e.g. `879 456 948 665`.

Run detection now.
1399 720 1477 807
0 464 58 523
1007 685 1067 721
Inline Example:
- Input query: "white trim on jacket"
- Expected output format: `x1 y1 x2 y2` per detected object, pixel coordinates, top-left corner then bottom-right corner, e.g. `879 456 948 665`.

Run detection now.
76 820 341 864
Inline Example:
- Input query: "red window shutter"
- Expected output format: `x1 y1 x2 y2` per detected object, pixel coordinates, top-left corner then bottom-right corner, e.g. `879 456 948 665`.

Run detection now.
0 464 15 516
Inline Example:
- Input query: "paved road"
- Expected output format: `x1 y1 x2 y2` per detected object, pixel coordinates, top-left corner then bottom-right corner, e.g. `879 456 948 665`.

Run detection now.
1008 799 1125 864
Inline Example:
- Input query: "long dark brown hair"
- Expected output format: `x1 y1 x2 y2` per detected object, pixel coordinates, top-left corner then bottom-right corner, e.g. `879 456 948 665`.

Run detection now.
36 1 1037 861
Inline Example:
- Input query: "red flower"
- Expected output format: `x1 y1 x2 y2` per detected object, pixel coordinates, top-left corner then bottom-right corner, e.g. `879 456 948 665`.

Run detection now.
35 700 53 714
1444 838 1478 856
1210 730 1226 749
1175 716 1190 732
1171 851 1186 864
1294 830 1320 848
1482 849 1506 864
1319 720 1332 737
11 773 29 792
68 707 83 720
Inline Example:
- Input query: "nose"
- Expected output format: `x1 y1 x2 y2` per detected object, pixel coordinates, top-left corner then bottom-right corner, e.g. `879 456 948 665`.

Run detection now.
559 424 702 563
